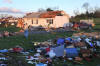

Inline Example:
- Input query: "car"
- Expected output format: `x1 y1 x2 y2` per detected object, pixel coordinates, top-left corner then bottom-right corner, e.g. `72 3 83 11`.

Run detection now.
79 23 90 29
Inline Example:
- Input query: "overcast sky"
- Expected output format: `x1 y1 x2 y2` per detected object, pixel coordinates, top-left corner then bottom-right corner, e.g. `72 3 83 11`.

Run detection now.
0 0 100 17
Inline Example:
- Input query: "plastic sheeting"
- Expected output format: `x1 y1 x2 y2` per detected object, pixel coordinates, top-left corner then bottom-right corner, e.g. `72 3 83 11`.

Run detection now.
36 63 47 66
65 37 72 42
0 64 7 66
53 45 64 57
85 38 93 47
96 41 100 47
57 38 65 45
0 49 8 53
65 48 78 58
48 50 56 58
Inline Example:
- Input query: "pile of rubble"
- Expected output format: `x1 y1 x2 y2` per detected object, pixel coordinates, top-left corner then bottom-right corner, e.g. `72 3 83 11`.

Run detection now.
0 34 100 66
24 34 100 66
73 32 100 39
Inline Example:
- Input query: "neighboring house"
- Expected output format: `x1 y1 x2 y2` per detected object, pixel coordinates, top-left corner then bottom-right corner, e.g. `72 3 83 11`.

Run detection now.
80 19 95 27
0 17 18 25
8 19 18 23
23 11 69 28
8 18 18 25
80 19 94 24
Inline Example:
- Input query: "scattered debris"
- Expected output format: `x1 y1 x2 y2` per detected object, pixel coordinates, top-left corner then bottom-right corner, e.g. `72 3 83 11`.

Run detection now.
0 33 100 66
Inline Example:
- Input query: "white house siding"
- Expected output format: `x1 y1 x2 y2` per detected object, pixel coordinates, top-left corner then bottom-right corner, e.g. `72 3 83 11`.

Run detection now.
23 16 69 28
24 18 32 26
52 16 69 28
80 19 94 24
24 18 47 27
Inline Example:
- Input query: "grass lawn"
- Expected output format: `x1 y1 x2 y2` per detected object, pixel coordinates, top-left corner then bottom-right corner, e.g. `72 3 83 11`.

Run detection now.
0 25 21 32
0 31 73 49
93 18 100 31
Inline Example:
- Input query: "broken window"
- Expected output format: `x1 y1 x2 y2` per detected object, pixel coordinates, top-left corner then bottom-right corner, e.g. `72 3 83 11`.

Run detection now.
47 19 53 24
36 19 38 24
32 19 33 24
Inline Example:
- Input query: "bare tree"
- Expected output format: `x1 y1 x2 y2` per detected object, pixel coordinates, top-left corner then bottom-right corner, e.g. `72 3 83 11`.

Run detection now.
88 7 94 13
82 2 90 19
82 2 89 12
94 6 100 18
74 9 80 16
38 8 46 12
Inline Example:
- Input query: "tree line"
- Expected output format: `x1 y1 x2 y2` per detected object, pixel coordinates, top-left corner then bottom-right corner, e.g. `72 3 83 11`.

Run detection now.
70 2 100 22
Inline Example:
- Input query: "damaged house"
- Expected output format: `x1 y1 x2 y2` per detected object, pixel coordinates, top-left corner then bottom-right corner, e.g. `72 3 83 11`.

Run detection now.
23 11 69 28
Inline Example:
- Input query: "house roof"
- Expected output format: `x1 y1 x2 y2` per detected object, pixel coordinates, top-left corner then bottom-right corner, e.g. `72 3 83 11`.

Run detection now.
40 11 62 18
24 12 41 18
24 11 69 18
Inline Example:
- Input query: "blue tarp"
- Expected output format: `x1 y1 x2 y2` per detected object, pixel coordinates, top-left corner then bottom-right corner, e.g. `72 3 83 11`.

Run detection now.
36 63 47 66
65 48 78 58
53 45 64 57
65 37 72 42
85 38 93 47
0 49 8 53
57 38 65 45
88 42 93 47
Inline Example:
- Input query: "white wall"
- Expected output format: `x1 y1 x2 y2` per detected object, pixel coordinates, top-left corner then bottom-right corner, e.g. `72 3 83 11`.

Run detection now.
24 18 47 27
24 16 69 28
53 16 69 28
80 19 94 24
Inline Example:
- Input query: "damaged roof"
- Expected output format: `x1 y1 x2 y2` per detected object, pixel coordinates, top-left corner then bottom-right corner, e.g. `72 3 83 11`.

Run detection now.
24 12 41 18
24 11 69 18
